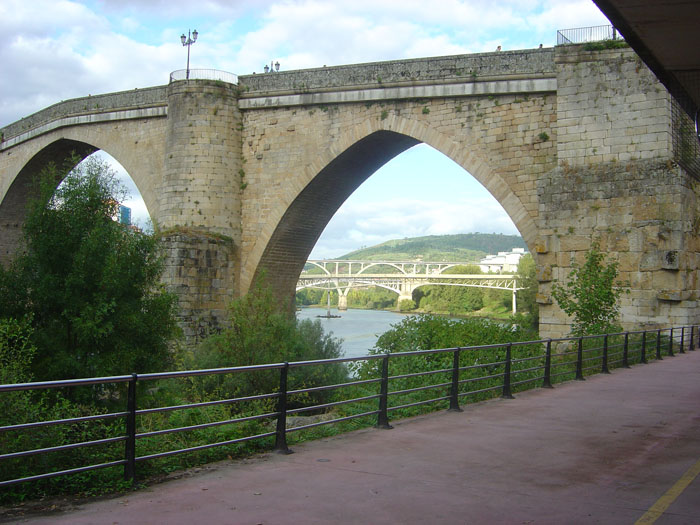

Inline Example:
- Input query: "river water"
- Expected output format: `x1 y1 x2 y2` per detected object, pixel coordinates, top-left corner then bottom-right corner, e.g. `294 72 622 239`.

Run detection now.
296 307 412 358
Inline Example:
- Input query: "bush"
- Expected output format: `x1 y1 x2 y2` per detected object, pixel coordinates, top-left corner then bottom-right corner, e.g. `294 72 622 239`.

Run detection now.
184 280 348 409
350 315 541 418
552 241 627 336
398 299 416 311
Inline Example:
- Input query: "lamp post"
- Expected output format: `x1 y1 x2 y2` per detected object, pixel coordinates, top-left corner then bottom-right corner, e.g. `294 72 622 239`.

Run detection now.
180 29 198 79
263 61 281 73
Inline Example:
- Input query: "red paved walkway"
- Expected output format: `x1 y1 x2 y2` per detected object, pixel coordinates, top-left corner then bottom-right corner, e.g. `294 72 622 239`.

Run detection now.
5 350 700 524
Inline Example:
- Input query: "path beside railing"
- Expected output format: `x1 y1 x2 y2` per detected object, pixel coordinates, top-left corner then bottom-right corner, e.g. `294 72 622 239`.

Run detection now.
7 348 700 524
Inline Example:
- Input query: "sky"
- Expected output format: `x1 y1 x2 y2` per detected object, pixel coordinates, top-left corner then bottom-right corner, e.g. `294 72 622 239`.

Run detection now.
0 0 611 258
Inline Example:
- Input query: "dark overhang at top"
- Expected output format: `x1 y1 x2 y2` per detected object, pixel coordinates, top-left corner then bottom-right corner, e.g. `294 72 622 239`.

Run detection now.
593 0 700 121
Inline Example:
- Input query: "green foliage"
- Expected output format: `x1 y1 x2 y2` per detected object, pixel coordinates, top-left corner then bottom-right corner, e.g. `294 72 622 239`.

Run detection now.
582 39 629 51
339 233 526 261
296 287 397 310
398 299 416 311
185 280 347 408
351 315 541 418
415 264 484 315
296 287 325 306
0 318 128 503
0 316 35 384
347 288 396 309
551 242 627 336
370 314 536 354
0 156 180 389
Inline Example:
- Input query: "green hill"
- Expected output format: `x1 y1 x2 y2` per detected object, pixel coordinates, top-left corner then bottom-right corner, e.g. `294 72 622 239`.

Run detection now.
338 233 526 262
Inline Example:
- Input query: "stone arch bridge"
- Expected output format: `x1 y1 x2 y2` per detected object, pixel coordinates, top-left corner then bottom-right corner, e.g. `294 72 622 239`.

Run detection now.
2 44 699 342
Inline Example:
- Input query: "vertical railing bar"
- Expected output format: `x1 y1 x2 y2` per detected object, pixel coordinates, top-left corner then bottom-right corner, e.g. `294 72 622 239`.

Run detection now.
124 373 137 482
575 337 585 380
690 326 695 351
680 327 686 354
668 328 675 357
542 340 553 388
622 332 630 368
640 330 647 364
602 334 610 374
502 343 514 399
656 329 663 360
448 348 463 412
376 354 392 429
274 362 292 454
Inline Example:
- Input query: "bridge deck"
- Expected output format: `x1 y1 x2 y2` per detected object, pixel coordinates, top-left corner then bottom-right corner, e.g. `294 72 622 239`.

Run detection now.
11 351 700 524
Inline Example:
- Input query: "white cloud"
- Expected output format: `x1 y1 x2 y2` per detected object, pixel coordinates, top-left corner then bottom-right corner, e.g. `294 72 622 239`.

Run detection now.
311 196 519 258
2 0 609 258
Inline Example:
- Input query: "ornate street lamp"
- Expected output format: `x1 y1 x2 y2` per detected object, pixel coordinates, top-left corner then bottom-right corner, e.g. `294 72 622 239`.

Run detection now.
263 61 281 73
180 29 198 79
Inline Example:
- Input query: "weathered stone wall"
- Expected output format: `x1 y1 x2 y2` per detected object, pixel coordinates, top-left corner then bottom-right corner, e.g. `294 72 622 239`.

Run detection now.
240 49 554 94
157 80 243 338
537 45 698 338
160 232 235 343
239 88 557 300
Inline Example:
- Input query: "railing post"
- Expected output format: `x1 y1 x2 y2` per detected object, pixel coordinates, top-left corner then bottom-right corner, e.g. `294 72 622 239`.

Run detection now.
575 337 585 381
124 373 137 482
640 331 648 364
448 348 463 412
680 327 686 354
274 363 292 454
690 326 696 351
656 329 662 360
601 334 610 374
622 332 630 368
668 328 675 357
376 354 393 429
502 343 514 399
542 340 553 388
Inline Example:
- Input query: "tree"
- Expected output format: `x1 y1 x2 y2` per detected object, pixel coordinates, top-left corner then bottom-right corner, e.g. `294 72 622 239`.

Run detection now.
0 156 180 383
551 242 626 336
188 278 347 408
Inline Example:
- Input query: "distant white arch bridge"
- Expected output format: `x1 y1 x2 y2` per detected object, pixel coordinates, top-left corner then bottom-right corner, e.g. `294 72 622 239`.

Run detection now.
296 260 522 313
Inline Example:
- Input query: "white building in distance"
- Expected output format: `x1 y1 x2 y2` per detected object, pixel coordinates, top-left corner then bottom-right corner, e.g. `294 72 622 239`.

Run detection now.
479 248 526 273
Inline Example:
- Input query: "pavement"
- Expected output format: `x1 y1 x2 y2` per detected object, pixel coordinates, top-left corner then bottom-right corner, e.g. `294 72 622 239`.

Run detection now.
5 350 700 524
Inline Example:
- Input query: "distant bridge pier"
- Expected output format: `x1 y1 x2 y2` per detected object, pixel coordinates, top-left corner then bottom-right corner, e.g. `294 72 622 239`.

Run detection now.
397 280 416 309
337 288 349 311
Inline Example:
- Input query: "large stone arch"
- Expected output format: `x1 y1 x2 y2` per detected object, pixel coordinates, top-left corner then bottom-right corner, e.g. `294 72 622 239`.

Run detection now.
0 121 167 264
245 111 539 307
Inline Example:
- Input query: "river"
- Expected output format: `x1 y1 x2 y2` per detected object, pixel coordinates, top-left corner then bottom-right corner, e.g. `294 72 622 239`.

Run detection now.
296 307 412 358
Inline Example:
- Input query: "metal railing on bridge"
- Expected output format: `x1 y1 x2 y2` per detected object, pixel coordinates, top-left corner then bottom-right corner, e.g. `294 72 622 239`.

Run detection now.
169 69 239 84
1 325 696 491
557 25 622 45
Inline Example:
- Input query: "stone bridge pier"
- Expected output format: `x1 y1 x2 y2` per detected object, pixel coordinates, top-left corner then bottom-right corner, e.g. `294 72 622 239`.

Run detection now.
2 44 700 343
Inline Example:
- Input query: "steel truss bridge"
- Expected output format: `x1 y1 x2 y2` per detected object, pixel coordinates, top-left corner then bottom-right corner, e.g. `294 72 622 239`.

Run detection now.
297 260 522 313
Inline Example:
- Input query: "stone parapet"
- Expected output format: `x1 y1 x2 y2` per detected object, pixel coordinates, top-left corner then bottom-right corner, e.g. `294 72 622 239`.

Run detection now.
555 45 672 165
0 86 168 143
239 49 555 96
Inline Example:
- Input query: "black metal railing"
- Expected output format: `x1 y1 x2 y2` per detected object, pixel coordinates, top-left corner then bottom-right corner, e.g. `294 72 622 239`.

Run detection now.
557 25 622 45
0 325 696 489
169 69 238 84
